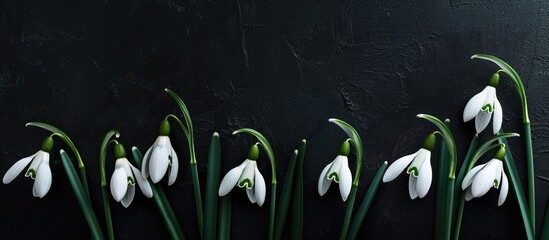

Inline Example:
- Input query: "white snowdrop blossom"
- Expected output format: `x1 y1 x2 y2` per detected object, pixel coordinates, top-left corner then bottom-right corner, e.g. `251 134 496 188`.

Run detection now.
463 73 503 134
383 134 436 199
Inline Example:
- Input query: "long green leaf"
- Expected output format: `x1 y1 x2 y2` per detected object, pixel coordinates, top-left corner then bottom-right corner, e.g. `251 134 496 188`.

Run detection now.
498 131 535 240
347 161 388 240
540 198 549 240
131 147 185 240
218 195 232 240
435 120 450 239
274 149 299 240
205 133 221 240
452 135 478 240
60 150 105 240
291 140 306 240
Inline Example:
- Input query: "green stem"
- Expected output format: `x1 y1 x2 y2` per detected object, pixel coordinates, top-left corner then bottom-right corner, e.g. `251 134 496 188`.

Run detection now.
99 130 120 240
26 122 91 200
340 186 357 240
499 130 535 240
452 135 478 240
435 121 450 240
347 161 388 240
525 123 535 232
540 198 549 240
291 140 307 240
60 150 105 240
164 90 204 239
132 147 186 240
274 149 299 240
205 133 221 240
232 128 278 240
218 195 232 240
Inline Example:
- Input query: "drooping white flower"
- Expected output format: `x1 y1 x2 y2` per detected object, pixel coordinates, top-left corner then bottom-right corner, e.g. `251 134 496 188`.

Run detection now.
111 158 153 207
3 137 54 198
383 134 435 199
461 148 508 206
141 120 179 185
463 73 502 134
317 140 353 201
218 144 266 206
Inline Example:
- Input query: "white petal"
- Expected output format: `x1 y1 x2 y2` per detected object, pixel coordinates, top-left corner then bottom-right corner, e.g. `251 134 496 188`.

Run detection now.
168 144 179 186
33 185 39 197
318 161 334 196
463 87 489 122
141 145 154 179
254 166 266 206
461 164 485 189
475 110 492 133
339 158 352 201
498 171 509 206
408 174 418 200
149 146 170 183
471 160 499 197
121 185 136 208
464 188 474 201
33 162 52 198
3 153 36 184
493 96 503 134
416 153 432 198
246 187 256 203
110 168 128 201
130 165 153 198
218 161 247 196
383 151 418 183
26 151 45 178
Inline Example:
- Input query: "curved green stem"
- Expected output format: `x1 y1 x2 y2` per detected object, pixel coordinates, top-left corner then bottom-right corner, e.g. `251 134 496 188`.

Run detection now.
327 118 364 240
26 122 90 199
165 89 203 239
232 128 277 240
99 130 121 240
472 54 535 232
416 115 456 179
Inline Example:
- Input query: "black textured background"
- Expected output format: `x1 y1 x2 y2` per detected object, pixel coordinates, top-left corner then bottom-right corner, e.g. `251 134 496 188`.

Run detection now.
1 0 549 239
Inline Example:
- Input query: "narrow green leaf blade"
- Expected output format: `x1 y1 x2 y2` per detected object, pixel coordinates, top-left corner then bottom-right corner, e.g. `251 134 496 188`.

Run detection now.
205 133 222 240
291 140 306 240
274 149 299 240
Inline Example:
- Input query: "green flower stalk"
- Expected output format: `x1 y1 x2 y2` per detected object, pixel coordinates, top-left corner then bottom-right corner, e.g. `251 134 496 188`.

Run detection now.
99 130 120 240
164 88 204 239
324 118 364 240
230 128 277 240
471 54 535 232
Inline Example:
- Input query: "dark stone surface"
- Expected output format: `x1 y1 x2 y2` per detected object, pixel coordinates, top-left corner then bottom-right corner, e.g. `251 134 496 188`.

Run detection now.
1 0 549 239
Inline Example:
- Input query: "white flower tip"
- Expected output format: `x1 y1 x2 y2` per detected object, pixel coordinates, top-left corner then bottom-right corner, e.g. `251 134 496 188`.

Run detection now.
416 114 424 118
301 139 307 143
383 161 388 165
470 54 478 59
328 118 336 122
293 150 298 154
131 146 138 151
60 149 66 154
25 122 32 127
232 131 238 135
213 132 219 137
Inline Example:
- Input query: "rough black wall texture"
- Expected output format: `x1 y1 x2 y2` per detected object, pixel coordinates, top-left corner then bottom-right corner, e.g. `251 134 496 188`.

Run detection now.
1 0 549 239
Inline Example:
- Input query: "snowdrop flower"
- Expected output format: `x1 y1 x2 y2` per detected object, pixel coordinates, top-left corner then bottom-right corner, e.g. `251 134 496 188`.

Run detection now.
463 73 503 134
462 147 508 206
218 144 266 206
3 137 54 198
110 143 153 208
383 133 436 199
141 120 179 185
318 140 353 201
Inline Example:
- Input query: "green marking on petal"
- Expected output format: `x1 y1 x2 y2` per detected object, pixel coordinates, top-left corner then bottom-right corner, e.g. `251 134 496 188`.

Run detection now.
407 167 419 177
328 172 339 182
26 169 37 179
169 155 173 165
493 179 499 189
238 179 253 189
481 104 494 112
128 176 135 185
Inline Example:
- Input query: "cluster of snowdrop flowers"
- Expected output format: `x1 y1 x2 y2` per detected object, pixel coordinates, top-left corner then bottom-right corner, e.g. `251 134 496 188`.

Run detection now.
218 143 266 206
141 120 179 185
383 133 436 199
3 136 54 198
318 140 353 201
110 143 153 208
463 73 502 135
462 147 509 206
